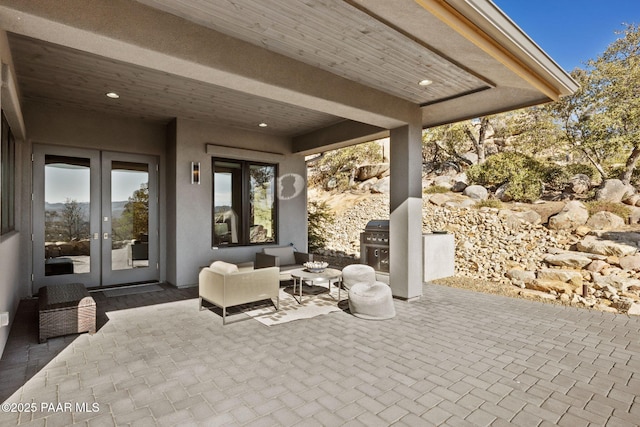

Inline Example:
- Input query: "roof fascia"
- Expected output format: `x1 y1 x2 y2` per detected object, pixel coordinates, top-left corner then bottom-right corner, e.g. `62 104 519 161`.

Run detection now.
415 0 579 100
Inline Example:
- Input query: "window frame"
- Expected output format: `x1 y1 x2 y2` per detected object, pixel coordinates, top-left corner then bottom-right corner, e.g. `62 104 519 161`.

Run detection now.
1 112 16 235
212 157 278 247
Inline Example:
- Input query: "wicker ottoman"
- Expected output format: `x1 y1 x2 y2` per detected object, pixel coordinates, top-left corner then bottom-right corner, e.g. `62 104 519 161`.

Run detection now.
39 283 96 343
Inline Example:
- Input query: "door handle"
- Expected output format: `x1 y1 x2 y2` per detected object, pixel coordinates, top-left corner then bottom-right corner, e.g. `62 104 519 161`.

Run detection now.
93 233 99 240
103 233 109 240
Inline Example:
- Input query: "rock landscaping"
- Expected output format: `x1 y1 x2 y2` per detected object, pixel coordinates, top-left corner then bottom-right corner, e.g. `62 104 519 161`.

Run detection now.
315 189 640 315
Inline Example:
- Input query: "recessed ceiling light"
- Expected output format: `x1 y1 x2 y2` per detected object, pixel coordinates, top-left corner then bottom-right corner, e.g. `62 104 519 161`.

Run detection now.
106 92 120 99
418 79 433 86
258 122 268 128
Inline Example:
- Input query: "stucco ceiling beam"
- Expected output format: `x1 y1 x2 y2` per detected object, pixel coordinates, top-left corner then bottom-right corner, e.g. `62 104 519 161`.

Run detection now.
0 0 416 129
292 120 388 155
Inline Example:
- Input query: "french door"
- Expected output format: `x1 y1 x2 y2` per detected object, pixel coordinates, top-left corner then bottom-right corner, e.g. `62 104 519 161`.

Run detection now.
33 145 159 290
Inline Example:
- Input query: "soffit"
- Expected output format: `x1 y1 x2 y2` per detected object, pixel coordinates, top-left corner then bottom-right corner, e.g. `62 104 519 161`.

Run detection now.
7 33 343 136
135 0 492 105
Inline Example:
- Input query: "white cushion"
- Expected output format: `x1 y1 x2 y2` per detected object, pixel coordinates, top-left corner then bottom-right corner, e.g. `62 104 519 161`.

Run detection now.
348 281 395 320
342 264 376 288
209 261 239 275
263 247 296 266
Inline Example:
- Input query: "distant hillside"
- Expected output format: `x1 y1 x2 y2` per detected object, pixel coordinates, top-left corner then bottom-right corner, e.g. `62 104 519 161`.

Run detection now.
45 201 129 219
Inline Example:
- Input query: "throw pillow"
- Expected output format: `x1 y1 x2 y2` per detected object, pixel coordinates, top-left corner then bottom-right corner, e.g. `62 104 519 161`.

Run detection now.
209 261 239 274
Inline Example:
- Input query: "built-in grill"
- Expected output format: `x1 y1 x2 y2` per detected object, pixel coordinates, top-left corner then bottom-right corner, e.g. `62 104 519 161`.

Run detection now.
360 220 389 273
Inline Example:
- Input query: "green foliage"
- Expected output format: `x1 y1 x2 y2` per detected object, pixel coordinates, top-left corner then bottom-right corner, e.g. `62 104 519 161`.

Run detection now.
467 152 545 202
503 170 544 203
307 201 335 253
113 184 149 242
423 185 450 194
566 163 599 181
585 201 631 219
542 164 571 191
310 142 383 191
467 152 543 187
494 107 564 158
474 199 502 209
422 121 474 164
550 24 640 183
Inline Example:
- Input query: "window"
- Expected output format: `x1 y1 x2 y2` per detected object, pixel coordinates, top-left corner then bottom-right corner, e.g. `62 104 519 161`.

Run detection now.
212 159 277 246
1 112 15 235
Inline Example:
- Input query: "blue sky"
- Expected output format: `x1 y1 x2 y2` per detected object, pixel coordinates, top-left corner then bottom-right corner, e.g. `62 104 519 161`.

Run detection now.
492 0 640 72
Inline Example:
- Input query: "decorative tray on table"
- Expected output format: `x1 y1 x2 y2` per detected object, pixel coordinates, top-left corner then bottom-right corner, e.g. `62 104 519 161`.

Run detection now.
303 261 329 273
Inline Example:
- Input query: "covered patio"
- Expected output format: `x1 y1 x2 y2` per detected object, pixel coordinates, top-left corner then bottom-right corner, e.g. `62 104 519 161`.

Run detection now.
0 0 580 393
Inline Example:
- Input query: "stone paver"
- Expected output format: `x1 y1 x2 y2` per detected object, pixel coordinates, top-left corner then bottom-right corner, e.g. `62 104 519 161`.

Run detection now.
1 282 639 426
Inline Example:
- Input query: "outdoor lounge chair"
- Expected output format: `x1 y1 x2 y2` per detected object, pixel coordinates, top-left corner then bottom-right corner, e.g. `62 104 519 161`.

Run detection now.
255 246 312 281
199 261 280 324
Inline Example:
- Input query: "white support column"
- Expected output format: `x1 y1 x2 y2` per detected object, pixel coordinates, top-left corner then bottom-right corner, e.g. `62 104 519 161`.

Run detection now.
389 114 423 300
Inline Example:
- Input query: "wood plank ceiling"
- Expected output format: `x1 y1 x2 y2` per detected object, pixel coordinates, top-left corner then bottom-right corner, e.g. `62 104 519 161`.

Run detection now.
7 0 492 136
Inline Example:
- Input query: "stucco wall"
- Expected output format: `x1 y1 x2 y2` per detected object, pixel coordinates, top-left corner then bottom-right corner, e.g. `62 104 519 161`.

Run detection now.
23 104 168 286
24 105 167 156
0 32 25 357
170 118 308 287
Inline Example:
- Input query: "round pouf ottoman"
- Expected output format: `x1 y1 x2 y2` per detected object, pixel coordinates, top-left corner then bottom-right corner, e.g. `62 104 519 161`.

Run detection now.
341 264 377 291
348 281 396 320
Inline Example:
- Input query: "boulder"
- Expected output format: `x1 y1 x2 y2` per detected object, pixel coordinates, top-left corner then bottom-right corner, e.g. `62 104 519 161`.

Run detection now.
594 304 619 313
628 206 640 224
623 194 640 206
506 269 536 284
461 152 478 165
619 254 640 271
543 253 592 268
515 210 542 225
495 184 512 202
527 279 575 294
575 225 592 237
453 172 468 184
592 274 640 292
628 303 640 316
537 268 583 284
586 211 625 230
568 174 591 194
586 260 609 273
358 177 378 191
371 176 390 194
433 176 453 190
519 289 558 300
357 163 390 181
451 181 467 192
463 185 488 200
576 235 637 257
548 201 589 230
595 179 635 203
428 193 449 206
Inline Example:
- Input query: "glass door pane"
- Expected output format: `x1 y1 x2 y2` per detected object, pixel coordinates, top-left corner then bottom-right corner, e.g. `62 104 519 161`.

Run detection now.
111 162 149 271
33 145 101 292
101 152 158 286
44 156 92 276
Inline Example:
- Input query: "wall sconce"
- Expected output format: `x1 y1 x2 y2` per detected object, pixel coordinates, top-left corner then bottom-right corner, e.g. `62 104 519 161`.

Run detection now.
191 161 200 184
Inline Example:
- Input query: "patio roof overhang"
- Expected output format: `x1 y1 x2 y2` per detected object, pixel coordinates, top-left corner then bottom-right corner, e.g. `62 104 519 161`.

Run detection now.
0 0 578 152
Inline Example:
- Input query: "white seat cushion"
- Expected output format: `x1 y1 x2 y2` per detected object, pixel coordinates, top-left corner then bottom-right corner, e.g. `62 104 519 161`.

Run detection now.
342 264 376 289
348 281 396 320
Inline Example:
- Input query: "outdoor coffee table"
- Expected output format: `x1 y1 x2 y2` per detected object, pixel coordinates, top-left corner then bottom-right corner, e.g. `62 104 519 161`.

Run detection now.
289 267 342 304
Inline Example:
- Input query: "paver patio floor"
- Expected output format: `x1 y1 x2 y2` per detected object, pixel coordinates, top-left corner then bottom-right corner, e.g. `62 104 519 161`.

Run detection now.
1 282 639 426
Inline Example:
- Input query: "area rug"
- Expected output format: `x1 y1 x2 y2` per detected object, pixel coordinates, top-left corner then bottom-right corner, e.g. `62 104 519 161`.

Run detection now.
246 286 346 326
101 283 164 297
